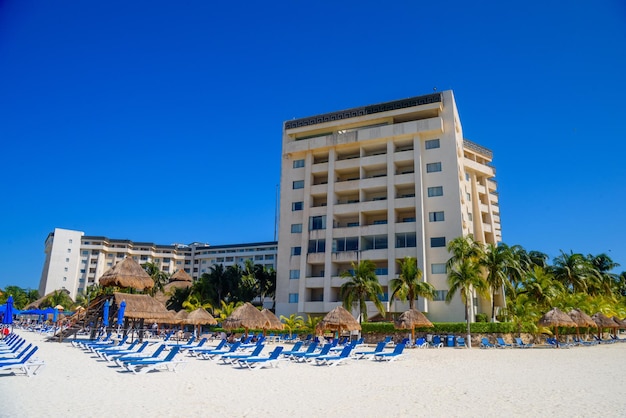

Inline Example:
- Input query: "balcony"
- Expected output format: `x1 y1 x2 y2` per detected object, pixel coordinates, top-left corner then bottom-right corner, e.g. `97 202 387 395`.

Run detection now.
305 276 325 287
307 253 325 264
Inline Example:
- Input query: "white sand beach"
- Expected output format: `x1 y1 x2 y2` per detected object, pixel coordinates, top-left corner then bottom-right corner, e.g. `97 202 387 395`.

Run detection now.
2 330 625 418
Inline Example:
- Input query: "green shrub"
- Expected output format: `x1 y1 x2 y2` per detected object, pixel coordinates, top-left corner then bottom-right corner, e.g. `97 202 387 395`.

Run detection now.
475 313 488 323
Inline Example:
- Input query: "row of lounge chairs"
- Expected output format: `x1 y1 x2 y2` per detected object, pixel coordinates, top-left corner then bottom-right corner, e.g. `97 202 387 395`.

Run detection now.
0 333 46 377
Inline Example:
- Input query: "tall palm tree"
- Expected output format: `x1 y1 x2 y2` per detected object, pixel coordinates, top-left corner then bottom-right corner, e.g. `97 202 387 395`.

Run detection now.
446 235 483 272
142 262 169 297
551 251 597 294
339 259 385 322
481 243 519 322
389 256 435 310
517 266 564 311
446 258 488 348
182 293 213 312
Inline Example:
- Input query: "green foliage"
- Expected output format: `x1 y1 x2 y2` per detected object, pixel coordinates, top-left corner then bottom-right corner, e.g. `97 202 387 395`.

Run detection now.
361 321 517 334
340 259 385 321
475 313 488 323
279 313 304 337
0 286 39 309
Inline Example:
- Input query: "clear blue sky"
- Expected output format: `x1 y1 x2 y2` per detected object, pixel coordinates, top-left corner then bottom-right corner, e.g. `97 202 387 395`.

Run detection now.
1 1 625 291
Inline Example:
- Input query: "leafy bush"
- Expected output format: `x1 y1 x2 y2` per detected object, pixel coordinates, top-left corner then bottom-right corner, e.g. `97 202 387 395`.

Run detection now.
475 313 488 323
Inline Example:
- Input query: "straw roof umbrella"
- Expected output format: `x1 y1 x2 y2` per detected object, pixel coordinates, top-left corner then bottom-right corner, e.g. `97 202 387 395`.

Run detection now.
568 308 597 340
186 308 217 337
592 312 617 338
99 257 154 291
174 309 189 325
612 317 626 329
222 302 269 337
155 270 193 304
316 306 361 339
538 307 577 347
394 308 434 343
261 309 284 333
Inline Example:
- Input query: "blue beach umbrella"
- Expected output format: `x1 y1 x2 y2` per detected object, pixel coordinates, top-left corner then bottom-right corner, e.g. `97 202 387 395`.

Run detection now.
117 300 126 326
103 300 110 327
1 296 13 325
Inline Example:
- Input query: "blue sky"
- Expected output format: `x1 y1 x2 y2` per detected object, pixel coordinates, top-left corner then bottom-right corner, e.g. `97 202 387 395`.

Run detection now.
1 1 625 291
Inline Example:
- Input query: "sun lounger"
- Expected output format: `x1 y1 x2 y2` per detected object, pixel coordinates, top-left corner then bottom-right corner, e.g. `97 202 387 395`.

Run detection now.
72 334 111 349
115 344 167 367
412 337 428 349
219 344 264 364
95 340 138 357
514 337 533 348
237 346 285 370
198 342 241 361
291 343 332 363
429 336 443 348
0 347 45 377
0 343 33 361
187 339 227 356
0 346 38 366
102 341 150 361
0 339 26 356
352 342 386 359
373 343 406 362
286 341 318 360
87 336 127 352
456 337 466 348
480 338 495 348
279 341 303 357
313 345 353 366
124 346 186 374
178 338 208 352
495 337 512 348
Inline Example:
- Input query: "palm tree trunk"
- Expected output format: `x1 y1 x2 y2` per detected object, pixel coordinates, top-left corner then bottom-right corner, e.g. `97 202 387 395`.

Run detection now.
465 302 472 348
491 291 497 323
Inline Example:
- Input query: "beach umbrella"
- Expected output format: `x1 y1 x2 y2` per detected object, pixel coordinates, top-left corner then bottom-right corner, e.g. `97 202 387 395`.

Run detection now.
394 308 433 343
117 300 126 326
568 308 597 340
537 307 577 347
261 309 284 334
222 302 269 337
98 257 154 291
612 317 626 329
591 312 615 339
316 306 361 339
103 300 110 327
186 308 217 337
1 296 13 325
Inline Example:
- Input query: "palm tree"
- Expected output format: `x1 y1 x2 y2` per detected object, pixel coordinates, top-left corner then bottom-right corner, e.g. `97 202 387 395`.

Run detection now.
182 293 213 312
304 314 322 332
142 262 169 297
389 256 435 310
517 266 564 311
551 251 597 294
446 235 483 272
166 287 192 311
279 313 304 339
481 243 519 322
213 300 243 322
339 260 385 322
446 258 488 348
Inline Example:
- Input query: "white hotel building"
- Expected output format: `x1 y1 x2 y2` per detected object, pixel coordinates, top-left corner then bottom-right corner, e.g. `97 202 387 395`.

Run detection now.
275 90 501 322
38 227 277 300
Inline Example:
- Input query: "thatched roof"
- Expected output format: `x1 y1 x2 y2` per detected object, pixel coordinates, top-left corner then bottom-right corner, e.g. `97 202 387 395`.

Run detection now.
611 316 626 329
538 307 578 328
222 302 269 330
261 309 284 330
173 309 189 324
154 280 192 304
394 309 434 330
592 312 618 328
112 293 172 322
24 289 72 310
98 257 154 290
169 269 193 283
316 306 361 332
186 308 217 326
568 309 597 328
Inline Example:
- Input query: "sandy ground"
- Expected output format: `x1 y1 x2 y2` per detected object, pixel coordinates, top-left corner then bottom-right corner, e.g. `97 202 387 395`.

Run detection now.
1 330 625 418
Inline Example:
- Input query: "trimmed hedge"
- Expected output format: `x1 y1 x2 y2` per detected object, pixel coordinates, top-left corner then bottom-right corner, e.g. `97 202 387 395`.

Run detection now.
361 321 517 334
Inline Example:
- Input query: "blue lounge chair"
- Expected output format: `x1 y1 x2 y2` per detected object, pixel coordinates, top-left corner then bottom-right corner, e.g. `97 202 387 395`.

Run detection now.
87 336 128 352
125 346 186 374
279 341 303 357
429 336 443 348
115 344 167 367
0 343 33 361
456 337 466 348
0 346 45 377
286 341 318 360
178 337 208 352
188 339 227 356
199 341 241 361
238 346 284 370
0 339 26 356
480 338 495 348
292 343 332 363
373 344 406 362
514 337 533 348
220 344 265 364
102 341 150 361
495 337 512 348
352 342 386 359
313 345 353 366
413 337 428 349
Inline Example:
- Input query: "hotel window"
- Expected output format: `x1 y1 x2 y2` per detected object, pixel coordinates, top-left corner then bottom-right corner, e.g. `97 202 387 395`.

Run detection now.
395 232 417 248
431 263 447 274
309 215 326 230
427 186 443 197
293 159 305 168
429 211 445 222
292 202 303 211
265 254 274 260
289 270 300 280
426 162 442 173
82 250 88 255
431 237 446 247
308 239 326 254
293 180 304 189
425 139 440 149
291 223 302 233
289 293 299 303
66 258 70 262
67 248 71 253
467 192 471 201
69 239 73 244
468 212 473 221
433 290 448 301
332 237 358 252
291 247 301 256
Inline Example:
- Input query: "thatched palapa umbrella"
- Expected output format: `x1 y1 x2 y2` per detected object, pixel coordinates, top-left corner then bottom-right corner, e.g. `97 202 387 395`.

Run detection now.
261 309 284 335
591 312 616 339
394 308 433 343
537 307 577 347
316 306 361 339
99 257 154 291
112 293 172 340
186 308 217 337
222 302 269 337
568 308 596 340
155 269 193 304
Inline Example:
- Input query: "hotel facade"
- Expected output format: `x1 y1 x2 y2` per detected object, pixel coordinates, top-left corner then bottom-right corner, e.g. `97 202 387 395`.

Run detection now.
38 227 277 300
275 91 501 322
